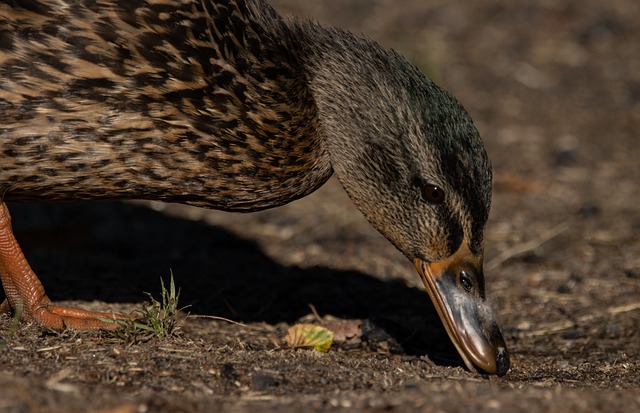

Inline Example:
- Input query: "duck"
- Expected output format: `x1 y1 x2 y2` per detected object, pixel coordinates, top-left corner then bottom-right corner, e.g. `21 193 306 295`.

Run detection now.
0 0 509 376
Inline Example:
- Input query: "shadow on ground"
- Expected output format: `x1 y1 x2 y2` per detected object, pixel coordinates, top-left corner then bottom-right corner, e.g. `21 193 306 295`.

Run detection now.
6 201 461 365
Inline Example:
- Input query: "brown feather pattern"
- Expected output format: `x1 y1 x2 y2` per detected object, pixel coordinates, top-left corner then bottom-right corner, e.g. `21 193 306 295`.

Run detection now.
0 0 331 210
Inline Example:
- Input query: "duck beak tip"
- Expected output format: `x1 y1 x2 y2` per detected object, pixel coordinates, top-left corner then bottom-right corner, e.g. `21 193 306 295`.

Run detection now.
415 244 510 376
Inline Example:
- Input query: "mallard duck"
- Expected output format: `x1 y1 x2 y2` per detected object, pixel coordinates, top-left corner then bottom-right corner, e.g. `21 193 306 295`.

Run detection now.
0 0 509 375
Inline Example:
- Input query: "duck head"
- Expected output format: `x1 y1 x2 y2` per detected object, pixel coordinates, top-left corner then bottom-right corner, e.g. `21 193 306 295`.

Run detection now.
301 25 510 376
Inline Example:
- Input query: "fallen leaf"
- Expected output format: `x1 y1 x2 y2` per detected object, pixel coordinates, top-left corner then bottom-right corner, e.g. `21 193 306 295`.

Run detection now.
321 318 362 343
285 324 333 353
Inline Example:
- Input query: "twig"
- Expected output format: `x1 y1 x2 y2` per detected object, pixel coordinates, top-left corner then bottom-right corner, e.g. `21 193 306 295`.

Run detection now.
520 302 640 337
486 223 569 271
187 314 247 327
308 303 322 322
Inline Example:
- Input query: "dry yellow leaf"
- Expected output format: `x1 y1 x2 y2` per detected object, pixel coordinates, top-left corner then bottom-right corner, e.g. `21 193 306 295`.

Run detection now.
284 324 334 353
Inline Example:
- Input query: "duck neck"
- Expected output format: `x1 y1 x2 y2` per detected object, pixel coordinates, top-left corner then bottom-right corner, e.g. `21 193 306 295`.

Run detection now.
295 20 415 167
291 20 413 214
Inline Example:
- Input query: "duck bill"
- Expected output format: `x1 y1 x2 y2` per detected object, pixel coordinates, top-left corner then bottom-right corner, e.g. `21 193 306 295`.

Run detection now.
414 242 510 376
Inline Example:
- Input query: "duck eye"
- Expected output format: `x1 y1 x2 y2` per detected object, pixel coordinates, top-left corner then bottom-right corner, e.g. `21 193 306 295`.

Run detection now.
460 271 474 293
420 184 445 204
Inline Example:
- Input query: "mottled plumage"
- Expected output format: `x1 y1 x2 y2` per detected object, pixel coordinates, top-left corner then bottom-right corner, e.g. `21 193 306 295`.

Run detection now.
0 0 508 375
0 0 331 210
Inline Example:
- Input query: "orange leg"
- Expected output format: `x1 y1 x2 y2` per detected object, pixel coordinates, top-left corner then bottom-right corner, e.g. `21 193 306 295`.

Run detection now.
0 202 123 330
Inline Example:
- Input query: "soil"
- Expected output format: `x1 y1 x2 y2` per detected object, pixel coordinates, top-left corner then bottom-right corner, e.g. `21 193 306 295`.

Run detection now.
1 0 639 412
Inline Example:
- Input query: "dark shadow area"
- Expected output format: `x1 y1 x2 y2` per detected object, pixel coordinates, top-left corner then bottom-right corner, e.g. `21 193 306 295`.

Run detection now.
4 201 461 365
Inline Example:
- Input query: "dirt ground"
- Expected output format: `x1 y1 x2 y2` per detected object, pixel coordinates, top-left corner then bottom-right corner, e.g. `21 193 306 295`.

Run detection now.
1 0 639 412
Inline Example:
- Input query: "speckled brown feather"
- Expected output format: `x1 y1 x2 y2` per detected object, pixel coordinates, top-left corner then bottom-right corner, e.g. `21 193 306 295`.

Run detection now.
0 0 331 211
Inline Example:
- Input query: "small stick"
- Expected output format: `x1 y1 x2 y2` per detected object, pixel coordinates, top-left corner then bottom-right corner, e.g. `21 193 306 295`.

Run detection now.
486 223 569 271
308 303 323 322
187 314 247 327
521 302 640 337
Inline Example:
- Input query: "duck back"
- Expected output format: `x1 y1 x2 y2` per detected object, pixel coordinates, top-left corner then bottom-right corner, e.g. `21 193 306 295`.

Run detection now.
0 0 332 210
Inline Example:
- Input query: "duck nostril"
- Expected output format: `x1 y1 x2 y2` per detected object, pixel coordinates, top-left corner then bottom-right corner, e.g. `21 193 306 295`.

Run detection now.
495 347 510 377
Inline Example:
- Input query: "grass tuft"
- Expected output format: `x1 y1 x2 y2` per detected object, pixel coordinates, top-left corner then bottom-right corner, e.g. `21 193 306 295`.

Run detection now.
107 272 187 343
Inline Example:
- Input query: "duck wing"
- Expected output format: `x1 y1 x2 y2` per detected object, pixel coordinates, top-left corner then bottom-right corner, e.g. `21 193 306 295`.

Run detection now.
0 0 329 209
